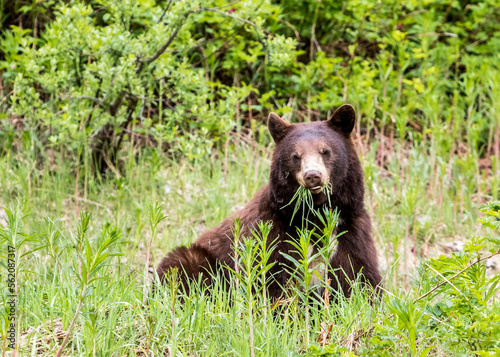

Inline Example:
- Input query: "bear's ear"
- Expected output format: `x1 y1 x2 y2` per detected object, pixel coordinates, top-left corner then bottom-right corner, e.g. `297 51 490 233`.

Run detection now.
327 104 356 135
268 112 291 143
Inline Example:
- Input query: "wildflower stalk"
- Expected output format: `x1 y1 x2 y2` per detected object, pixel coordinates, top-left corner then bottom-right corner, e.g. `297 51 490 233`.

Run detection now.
56 214 124 357
144 203 167 305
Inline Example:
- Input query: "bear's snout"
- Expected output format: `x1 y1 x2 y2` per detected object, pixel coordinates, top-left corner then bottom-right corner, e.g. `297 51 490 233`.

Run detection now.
304 170 322 190
296 152 329 192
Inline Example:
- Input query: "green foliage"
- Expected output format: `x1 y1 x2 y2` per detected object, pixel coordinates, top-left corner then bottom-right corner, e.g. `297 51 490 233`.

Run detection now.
2 0 282 165
2 0 500 174
282 184 333 227
1 0 500 355
478 201 500 233
281 208 343 348
71 213 125 288
372 296 435 357
370 201 500 356
419 203 500 355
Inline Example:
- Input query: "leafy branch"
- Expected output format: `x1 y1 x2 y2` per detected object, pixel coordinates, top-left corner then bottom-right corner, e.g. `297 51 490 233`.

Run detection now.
414 249 500 303
138 5 268 73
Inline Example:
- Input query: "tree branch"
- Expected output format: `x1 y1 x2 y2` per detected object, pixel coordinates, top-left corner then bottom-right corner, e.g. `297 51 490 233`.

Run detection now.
157 0 173 24
136 12 190 74
144 25 182 66
72 95 101 103
84 73 117 112
198 8 269 55
200 8 266 33
430 0 455 48
139 5 269 74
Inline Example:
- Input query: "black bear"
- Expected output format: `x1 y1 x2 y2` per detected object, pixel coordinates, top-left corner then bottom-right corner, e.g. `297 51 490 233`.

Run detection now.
156 104 381 299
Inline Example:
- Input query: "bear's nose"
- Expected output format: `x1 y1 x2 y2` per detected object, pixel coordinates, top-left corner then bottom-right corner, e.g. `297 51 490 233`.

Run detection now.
304 170 322 189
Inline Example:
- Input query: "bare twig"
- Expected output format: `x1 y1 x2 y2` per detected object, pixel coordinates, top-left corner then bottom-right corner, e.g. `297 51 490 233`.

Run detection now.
460 35 491 54
101 150 121 178
437 0 455 34
139 20 185 69
406 32 457 39
71 72 118 119
425 263 470 301
200 8 268 34
377 285 454 328
358 283 455 341
0 90 14 106
157 0 173 24
279 19 300 41
71 95 101 103
90 73 118 112
142 5 269 74
430 0 455 48
190 31 241 68
204 1 242 11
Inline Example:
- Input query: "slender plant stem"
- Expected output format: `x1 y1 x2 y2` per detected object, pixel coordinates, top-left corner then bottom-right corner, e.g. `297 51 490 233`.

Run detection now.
143 230 155 305
249 293 255 357
55 283 88 357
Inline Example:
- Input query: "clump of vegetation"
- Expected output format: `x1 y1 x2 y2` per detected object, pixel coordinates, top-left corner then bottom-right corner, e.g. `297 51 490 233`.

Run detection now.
2 0 500 180
368 201 500 357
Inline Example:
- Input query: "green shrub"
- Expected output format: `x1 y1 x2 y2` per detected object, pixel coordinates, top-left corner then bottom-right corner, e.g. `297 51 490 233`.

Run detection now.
370 201 500 356
4 0 286 168
2 0 500 170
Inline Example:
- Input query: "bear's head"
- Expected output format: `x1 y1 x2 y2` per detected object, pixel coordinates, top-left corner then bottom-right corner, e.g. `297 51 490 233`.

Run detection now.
268 104 364 214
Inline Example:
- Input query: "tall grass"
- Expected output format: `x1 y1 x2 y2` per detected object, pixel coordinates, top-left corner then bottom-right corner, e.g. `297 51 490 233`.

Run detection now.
0 133 498 355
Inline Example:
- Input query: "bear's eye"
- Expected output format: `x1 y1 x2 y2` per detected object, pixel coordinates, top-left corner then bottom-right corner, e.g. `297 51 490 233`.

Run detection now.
321 148 331 157
292 153 301 162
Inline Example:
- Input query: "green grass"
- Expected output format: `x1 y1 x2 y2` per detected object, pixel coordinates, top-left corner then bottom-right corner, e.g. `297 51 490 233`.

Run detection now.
0 136 499 356
281 183 334 228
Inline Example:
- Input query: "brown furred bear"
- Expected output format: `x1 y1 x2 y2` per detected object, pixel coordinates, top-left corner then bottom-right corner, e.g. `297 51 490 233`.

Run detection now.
156 104 381 299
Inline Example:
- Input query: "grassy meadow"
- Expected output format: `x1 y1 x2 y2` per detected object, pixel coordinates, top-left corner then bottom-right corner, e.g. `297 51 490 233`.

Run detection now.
1 131 499 356
1 0 500 355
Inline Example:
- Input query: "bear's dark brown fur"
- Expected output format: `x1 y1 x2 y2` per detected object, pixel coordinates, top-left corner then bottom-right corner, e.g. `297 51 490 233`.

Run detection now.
156 104 381 299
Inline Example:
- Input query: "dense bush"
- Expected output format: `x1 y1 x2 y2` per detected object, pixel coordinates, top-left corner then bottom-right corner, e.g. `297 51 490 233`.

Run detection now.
2 0 275 168
1 0 500 172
